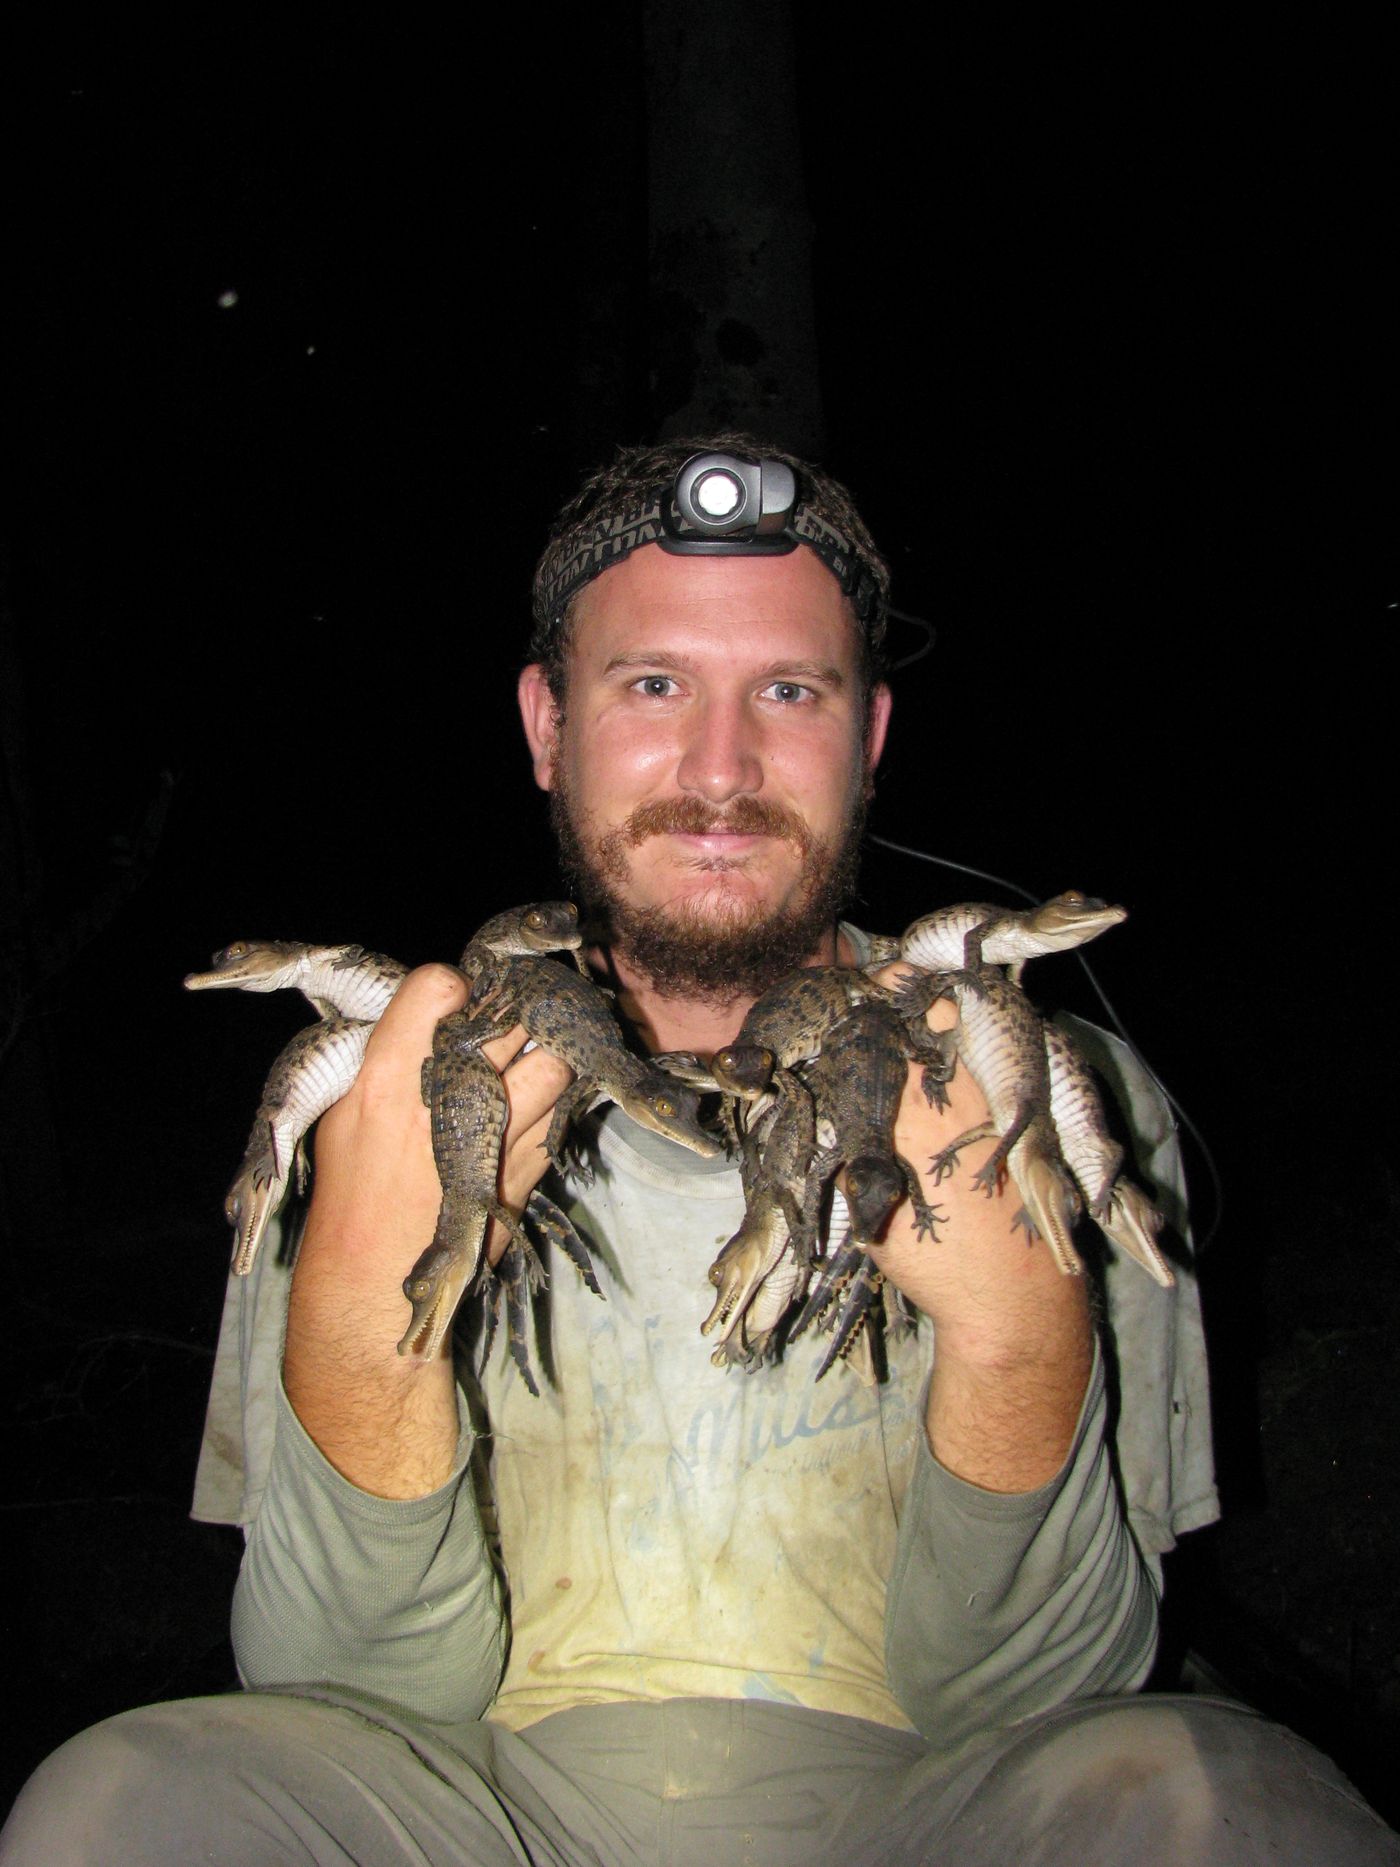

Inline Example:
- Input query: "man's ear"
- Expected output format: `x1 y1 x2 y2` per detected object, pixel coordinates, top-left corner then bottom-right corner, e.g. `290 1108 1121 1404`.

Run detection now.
865 682 892 782
518 663 559 792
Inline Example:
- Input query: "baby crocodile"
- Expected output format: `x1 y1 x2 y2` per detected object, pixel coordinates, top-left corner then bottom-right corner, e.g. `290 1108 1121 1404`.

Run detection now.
400 1020 519 1361
224 1015 375 1274
458 952 722 1169
898 892 1127 984
710 965 873 1107
787 1188 894 1386
927 970 1083 1279
702 1075 821 1366
460 901 586 982
188 907 594 1336
184 940 408 1020
187 940 409 1276
406 968 617 1374
805 1001 946 1246
1043 1021 1174 1288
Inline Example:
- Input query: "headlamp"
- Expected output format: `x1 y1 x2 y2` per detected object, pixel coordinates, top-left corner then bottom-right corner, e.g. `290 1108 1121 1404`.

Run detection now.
533 450 886 642
664 453 798 546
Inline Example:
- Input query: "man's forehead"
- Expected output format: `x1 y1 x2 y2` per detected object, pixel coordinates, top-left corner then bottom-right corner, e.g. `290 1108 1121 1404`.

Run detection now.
570 541 859 653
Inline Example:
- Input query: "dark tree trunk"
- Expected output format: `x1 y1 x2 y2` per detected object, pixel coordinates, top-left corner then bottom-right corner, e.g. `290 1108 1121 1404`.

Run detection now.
642 2 825 455
0 586 68 1242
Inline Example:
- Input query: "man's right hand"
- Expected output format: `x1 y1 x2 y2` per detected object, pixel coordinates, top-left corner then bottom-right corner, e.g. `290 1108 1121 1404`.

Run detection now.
282 964 573 1499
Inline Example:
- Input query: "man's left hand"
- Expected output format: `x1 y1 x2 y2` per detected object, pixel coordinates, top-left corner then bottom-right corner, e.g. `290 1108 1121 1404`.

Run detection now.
858 968 1093 1492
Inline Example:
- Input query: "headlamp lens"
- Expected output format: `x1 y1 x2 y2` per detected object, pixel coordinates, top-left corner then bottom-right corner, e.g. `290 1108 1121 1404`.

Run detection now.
692 469 744 519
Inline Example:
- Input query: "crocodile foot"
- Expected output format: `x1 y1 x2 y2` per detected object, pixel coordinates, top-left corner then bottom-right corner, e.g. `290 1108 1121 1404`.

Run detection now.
928 1119 996 1185
497 1244 541 1398
908 1188 947 1242
888 969 947 1018
486 1198 545 1289
710 1335 764 1373
526 1190 603 1297
790 1232 862 1341
972 1154 1009 1198
815 1259 884 1382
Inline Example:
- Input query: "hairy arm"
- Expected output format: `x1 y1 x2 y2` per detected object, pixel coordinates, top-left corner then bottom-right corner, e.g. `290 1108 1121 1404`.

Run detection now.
867 989 1093 1490
233 964 572 1720
865 978 1157 1736
282 964 571 1497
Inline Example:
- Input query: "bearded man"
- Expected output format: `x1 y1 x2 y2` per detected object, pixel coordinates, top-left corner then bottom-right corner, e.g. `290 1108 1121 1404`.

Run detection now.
5 441 1396 1864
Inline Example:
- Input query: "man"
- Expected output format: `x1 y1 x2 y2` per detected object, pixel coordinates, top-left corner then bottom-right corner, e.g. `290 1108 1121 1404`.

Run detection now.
4 440 1395 1863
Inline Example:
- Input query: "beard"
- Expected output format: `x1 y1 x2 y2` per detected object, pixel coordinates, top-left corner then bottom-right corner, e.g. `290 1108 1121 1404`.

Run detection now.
549 780 868 1006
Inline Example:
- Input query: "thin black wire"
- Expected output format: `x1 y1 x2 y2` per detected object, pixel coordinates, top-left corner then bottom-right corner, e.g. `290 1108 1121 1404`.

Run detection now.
866 832 1223 1254
867 835 1041 905
885 606 935 671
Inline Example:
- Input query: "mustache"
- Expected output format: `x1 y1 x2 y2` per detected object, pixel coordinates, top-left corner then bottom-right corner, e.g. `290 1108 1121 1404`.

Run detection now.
619 796 813 851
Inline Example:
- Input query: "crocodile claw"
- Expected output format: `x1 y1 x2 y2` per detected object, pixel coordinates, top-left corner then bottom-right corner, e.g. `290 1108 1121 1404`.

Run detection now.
526 1190 603 1297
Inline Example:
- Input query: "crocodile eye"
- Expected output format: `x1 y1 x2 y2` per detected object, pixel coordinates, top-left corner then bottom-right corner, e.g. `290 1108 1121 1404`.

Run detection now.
526 910 544 928
1062 890 1085 905
216 942 250 964
403 1275 432 1302
654 1095 676 1118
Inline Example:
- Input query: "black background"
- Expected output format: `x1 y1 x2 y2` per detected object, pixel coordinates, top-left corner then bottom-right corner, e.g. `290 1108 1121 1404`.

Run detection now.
3 18 1397 1822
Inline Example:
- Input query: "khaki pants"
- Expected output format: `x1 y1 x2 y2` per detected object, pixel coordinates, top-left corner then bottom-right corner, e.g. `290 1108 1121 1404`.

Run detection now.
3 1691 1396 1866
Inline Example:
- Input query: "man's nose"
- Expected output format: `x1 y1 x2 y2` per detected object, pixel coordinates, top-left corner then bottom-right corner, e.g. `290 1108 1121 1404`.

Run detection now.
676 699 764 803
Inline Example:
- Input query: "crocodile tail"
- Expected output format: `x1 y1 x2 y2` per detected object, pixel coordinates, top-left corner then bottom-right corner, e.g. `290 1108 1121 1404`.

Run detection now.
1012 1149 1084 1279
1100 1180 1176 1288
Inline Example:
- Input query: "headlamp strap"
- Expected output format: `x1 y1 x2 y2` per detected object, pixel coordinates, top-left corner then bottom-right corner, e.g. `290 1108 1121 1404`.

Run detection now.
536 458 882 631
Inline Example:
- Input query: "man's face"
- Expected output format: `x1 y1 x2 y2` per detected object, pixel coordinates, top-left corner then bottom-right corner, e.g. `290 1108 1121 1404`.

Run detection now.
518 544 891 1000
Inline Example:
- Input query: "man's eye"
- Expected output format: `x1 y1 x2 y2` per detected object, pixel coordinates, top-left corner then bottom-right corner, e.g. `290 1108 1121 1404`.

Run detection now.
763 680 812 703
633 675 679 698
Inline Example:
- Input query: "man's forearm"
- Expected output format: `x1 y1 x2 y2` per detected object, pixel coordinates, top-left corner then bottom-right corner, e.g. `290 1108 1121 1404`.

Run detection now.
886 1339 1158 1744
278 966 470 1498
280 966 573 1500
284 1210 462 1499
924 1268 1093 1492
233 1377 507 1724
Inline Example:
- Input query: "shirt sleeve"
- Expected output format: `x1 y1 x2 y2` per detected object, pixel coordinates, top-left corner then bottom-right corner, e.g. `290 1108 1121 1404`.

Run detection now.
884 1341 1160 1746
231 1378 508 1727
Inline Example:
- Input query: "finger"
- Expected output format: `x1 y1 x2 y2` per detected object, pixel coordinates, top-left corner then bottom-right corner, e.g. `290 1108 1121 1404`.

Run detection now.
489 1107 559 1265
499 1041 574 1138
312 968 466 1155
358 964 468 1092
479 1023 530 1073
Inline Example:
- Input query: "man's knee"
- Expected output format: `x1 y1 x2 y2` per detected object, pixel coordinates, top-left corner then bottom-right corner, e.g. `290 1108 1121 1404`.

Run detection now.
2 1698 253 1862
938 1696 1400 1865
0 1691 520 1866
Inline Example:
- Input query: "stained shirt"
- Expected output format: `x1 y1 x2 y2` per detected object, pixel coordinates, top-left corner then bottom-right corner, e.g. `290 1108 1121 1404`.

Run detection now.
195 929 1216 1741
